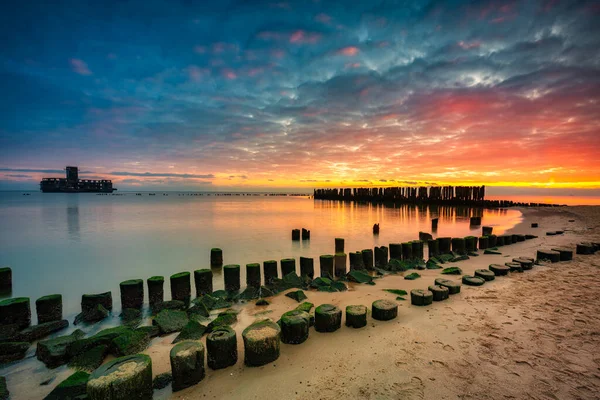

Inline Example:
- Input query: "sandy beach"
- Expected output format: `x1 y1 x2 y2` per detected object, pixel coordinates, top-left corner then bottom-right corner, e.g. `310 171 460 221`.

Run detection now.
131 206 600 399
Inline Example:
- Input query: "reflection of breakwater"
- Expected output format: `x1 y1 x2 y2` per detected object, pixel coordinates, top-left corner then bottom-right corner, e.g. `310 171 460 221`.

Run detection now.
314 186 564 207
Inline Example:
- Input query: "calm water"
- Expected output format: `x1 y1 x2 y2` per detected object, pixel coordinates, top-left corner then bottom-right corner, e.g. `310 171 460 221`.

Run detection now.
0 191 522 320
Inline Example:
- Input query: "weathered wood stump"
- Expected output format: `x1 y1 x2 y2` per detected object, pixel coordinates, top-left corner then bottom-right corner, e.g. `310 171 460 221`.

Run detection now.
536 250 560 263
451 238 466 255
427 239 439 258
432 218 439 230
389 243 402 260
280 310 310 344
301 228 310 240
550 247 573 261
87 354 152 400
512 258 534 270
319 255 334 278
263 260 278 284
0 297 30 329
147 276 164 308
120 280 144 310
482 226 493 236
410 289 433 306
437 237 451 254
315 304 342 332
434 278 461 294
194 269 213 296
428 285 449 301
335 238 345 253
291 229 300 241
0 267 12 293
411 240 424 259
349 252 365 271
488 234 498 247
35 294 62 324
170 272 191 305
488 264 510 276
372 300 398 321
246 264 261 288
401 242 413 260
576 243 594 255
464 236 478 252
345 305 367 328
478 236 489 250
374 246 388 267
223 265 241 291
242 319 281 366
361 249 374 271
210 248 223 268
300 257 314 278
531 223 538 228
462 275 485 286
281 258 296 276
207 326 237 370
505 262 523 272
170 341 205 392
334 253 346 277
474 269 495 281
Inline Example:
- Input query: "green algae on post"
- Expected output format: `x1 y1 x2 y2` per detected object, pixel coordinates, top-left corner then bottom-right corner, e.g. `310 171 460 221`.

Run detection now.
335 238 345 253
170 341 205 392
35 294 62 324
299 256 315 279
246 263 261 288
170 272 191 306
280 310 310 344
119 280 144 310
345 305 367 328
147 276 164 308
349 251 365 271
242 319 281 367
207 326 237 370
194 269 213 296
372 300 398 321
319 255 334 278
0 297 31 330
334 253 347 278
68 344 109 372
223 264 241 291
87 354 153 400
314 304 342 332
263 260 279 284
361 249 374 271
210 248 223 268
280 258 296 276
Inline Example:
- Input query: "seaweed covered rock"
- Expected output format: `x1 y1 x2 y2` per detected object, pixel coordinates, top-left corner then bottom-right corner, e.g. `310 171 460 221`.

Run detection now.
119 280 144 310
152 372 172 390
345 305 367 328
428 285 449 301
170 341 205 392
426 259 442 270
512 257 534 270
206 310 238 333
194 269 213 296
280 310 310 344
434 278 461 294
120 308 142 328
243 319 281 367
441 267 462 275
147 276 164 308
484 249 502 255
87 354 153 400
207 326 237 370
267 272 305 294
256 299 269 306
235 285 275 301
310 277 347 292
0 342 29 363
152 300 187 313
112 329 150 356
404 272 421 280
135 325 160 339
172 320 207 344
347 270 375 285
295 302 314 313
170 272 191 305
462 275 485 286
319 255 334 278
68 344 109 372
37 329 85 368
44 371 89 400
550 247 573 261
314 304 342 332
410 289 433 306
67 326 131 358
488 264 510 276
474 269 495 281
285 290 307 303
16 319 69 342
193 294 232 312
36 294 62 324
372 300 398 321
153 310 189 334
0 297 31 329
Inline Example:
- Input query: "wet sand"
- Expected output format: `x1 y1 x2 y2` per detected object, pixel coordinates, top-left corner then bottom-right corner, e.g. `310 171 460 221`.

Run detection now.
142 206 600 399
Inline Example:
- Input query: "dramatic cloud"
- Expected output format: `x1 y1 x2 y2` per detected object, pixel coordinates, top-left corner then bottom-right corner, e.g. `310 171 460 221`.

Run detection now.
1 0 599 191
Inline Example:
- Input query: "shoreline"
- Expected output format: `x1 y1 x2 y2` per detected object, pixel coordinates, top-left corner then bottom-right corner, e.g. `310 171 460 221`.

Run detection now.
3 205 600 399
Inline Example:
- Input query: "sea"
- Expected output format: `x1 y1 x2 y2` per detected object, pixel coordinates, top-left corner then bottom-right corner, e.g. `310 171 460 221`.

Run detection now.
0 191 527 320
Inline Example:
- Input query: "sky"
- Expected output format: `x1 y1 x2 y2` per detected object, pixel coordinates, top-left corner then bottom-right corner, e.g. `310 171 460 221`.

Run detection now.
1 0 599 193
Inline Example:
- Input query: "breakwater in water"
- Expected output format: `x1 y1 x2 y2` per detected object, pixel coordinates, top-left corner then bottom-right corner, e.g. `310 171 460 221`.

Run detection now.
314 186 565 207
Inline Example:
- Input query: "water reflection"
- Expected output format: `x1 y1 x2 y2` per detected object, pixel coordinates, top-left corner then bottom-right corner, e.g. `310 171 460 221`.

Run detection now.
67 204 80 242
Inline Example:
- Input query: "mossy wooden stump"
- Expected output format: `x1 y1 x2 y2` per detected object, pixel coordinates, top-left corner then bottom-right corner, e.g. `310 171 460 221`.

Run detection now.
0 297 31 329
349 252 365 271
488 264 509 276
301 228 310 240
576 243 594 255
242 319 281 367
170 341 205 392
36 294 62 324
0 267 11 293
434 278 461 294
374 246 388 267
87 354 152 400
506 262 523 273
372 300 398 321
281 310 310 344
147 276 164 308
194 269 213 296
207 326 237 370
488 235 498 247
401 242 413 261
462 275 485 286
551 247 573 261
120 280 143 310
291 229 300 241
474 269 495 281
281 258 296 276
451 238 466 255
361 249 374 271
170 272 191 305
512 257 534 270
437 237 451 254
345 305 367 328
80 292 112 322
389 243 402 260
315 304 342 332
478 236 489 250
335 238 345 253
223 265 241 291
411 240 424 259
263 260 278 284
300 257 314 278
427 239 439 258
482 226 493 236
428 285 449 301
464 236 478 252
537 250 560 263
334 253 347 278
319 255 334 278
246 264 261 288
210 248 223 268
410 289 433 306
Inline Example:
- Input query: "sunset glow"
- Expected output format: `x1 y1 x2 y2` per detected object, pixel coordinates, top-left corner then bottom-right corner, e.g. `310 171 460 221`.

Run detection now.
1 1 599 192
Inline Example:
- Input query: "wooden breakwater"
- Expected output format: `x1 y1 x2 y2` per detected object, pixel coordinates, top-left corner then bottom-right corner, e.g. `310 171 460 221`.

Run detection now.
313 186 563 207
